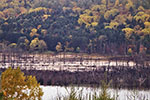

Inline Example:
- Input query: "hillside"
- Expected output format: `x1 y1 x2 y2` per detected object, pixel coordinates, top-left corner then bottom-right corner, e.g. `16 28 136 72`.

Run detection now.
0 0 150 55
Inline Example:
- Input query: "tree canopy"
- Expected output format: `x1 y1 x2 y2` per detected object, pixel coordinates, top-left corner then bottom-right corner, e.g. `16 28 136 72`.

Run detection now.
0 0 150 55
1 67 43 100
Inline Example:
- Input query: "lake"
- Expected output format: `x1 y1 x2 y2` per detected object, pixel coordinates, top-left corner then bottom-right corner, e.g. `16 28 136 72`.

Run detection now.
41 86 150 100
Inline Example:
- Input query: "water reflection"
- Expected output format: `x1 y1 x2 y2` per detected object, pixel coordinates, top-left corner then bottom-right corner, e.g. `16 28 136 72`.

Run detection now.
41 86 150 100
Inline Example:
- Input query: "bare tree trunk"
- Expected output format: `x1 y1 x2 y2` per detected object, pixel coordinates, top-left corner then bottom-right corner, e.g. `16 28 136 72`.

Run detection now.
63 52 65 64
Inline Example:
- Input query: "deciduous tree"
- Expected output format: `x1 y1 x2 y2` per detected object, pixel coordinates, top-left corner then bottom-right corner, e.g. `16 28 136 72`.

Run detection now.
1 67 43 100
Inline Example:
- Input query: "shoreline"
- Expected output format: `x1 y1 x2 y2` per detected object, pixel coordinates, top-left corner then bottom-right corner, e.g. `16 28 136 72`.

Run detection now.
1 65 150 89
0 52 150 89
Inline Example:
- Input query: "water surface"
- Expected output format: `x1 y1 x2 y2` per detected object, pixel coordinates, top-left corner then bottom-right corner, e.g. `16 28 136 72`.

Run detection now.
41 86 150 100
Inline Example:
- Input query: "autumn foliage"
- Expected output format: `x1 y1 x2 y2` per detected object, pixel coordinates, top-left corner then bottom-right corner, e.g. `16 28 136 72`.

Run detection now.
1 67 43 100
0 0 150 54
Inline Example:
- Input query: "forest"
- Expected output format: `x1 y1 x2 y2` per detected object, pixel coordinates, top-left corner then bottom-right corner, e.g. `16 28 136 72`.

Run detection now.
0 0 150 55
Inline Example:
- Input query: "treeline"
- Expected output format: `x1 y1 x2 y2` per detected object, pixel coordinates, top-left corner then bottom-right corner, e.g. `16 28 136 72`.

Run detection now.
0 0 150 55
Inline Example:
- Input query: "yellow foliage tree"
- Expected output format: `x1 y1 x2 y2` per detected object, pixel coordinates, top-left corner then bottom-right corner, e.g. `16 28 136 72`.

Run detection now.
30 38 47 51
42 14 51 21
112 13 133 27
114 0 120 7
41 29 47 36
72 7 82 13
104 8 119 20
134 11 150 23
28 7 48 14
8 43 17 48
91 22 98 27
0 0 33 18
24 39 30 47
63 7 71 12
144 22 150 28
78 0 129 28
0 11 4 19
30 38 39 50
122 28 134 39
30 28 39 37
105 21 119 29
1 67 43 100
3 8 17 18
91 5 106 13
125 0 134 11
128 48 133 55
113 14 127 25
56 42 63 52
78 4 106 28
133 25 143 35
31 28 38 33
101 0 107 5
20 7 27 14
37 25 42 29
142 28 150 35
138 6 145 11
